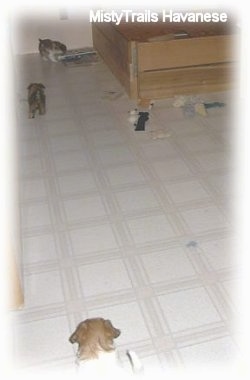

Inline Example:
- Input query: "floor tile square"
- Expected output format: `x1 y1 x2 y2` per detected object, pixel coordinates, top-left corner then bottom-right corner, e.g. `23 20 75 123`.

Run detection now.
140 140 178 160
49 135 83 153
20 139 41 157
164 180 210 203
180 205 229 233
179 336 239 366
152 158 192 180
158 287 221 332
24 270 64 308
57 172 97 195
62 196 107 222
168 119 204 135
52 151 89 172
89 302 151 345
221 279 239 306
199 237 234 270
177 134 219 152
105 164 146 187
70 224 119 255
127 214 175 245
21 178 47 201
45 119 78 136
195 151 231 171
89 129 125 146
21 202 52 229
13 316 72 366
141 248 196 283
22 233 57 264
20 157 44 177
83 113 118 130
208 173 233 196
46 90 68 108
19 123 39 140
114 188 159 213
78 259 132 296
96 145 135 166
44 105 73 121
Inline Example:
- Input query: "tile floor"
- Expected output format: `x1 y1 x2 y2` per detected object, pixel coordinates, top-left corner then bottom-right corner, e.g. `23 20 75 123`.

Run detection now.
10 53 241 375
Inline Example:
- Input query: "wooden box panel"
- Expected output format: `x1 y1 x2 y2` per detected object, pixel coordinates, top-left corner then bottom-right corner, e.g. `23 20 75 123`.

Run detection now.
92 23 138 97
139 63 235 98
137 35 235 71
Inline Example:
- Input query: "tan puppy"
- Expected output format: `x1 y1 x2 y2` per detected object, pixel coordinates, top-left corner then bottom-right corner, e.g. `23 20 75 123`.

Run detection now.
69 318 121 360
27 83 46 119
69 318 143 377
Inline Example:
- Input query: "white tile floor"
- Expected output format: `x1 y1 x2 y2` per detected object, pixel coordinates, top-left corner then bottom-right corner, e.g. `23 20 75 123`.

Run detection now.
11 53 240 374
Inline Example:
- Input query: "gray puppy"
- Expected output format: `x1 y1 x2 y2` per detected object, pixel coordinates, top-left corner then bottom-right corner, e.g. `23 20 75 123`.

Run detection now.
39 38 67 62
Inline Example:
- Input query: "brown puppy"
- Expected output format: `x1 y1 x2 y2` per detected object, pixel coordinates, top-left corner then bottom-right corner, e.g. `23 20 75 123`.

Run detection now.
27 83 46 119
69 318 121 361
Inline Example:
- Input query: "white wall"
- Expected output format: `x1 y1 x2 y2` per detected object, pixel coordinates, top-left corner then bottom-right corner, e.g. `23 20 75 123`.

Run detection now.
1 12 23 311
10 8 93 55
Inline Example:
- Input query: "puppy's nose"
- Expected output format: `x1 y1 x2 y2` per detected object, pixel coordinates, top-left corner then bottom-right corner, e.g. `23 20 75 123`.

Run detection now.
115 328 121 338
69 333 77 344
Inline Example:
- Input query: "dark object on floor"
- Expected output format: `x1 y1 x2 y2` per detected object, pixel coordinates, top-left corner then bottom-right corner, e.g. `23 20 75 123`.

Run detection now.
59 47 99 67
204 102 225 109
134 112 149 131
27 83 46 119
186 240 198 248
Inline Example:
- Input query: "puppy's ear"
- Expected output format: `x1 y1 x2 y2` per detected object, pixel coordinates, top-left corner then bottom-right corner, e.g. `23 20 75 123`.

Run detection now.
69 321 87 344
38 83 45 89
97 319 121 353
104 319 121 339
27 84 33 90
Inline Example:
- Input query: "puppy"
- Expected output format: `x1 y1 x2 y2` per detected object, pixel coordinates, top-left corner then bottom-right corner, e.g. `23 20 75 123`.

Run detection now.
39 38 67 62
27 83 46 119
69 318 121 360
69 318 143 378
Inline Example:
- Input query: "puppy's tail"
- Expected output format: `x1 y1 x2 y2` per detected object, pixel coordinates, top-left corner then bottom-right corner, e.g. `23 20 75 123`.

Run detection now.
126 350 143 374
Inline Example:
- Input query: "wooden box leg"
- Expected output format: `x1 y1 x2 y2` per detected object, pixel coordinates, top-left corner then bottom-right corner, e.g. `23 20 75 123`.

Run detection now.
137 98 153 108
8 252 24 310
